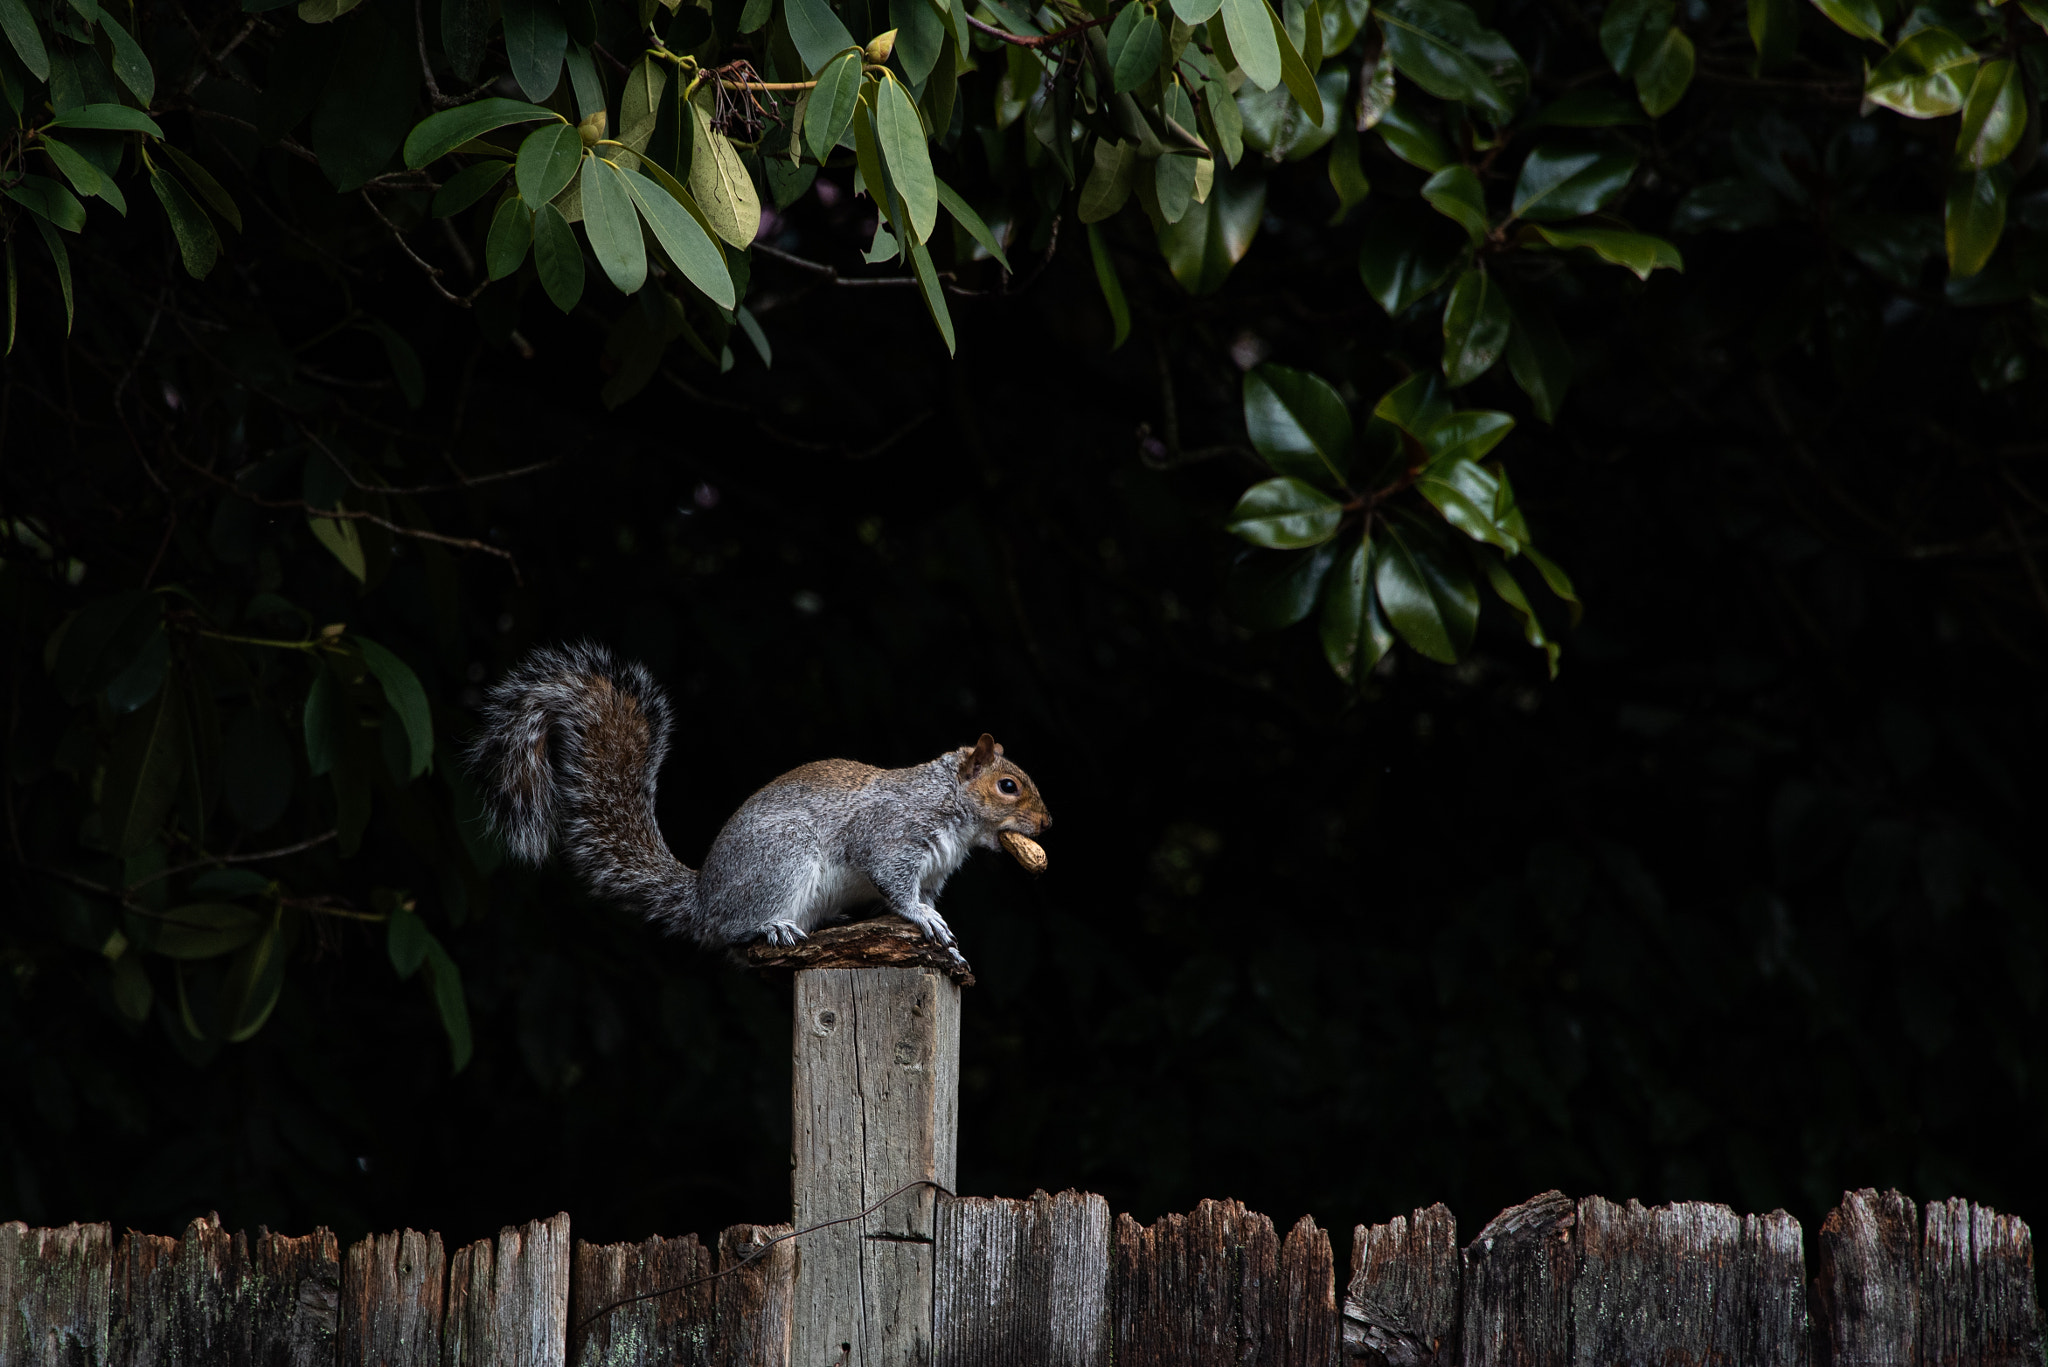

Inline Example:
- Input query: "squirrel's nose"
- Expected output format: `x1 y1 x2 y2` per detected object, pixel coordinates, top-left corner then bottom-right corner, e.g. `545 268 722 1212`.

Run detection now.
1037 813 1052 834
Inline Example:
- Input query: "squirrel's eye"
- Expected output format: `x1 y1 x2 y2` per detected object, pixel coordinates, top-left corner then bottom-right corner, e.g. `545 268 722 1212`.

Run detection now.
998 778 1018 795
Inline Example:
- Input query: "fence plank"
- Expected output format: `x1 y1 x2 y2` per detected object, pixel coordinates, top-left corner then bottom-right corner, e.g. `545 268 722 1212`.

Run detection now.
1345 1204 1460 1365
1918 1198 2044 1367
109 1216 247 1366
568 1233 713 1367
1814 1188 1920 1367
712 1223 795 1367
1114 1198 1283 1367
1740 1210 1810 1367
0 1220 113 1367
252 1228 342 1367
478 1213 573 1367
1278 1214 1339 1367
1460 1190 1576 1367
933 1189 1109 1367
340 1227 446 1367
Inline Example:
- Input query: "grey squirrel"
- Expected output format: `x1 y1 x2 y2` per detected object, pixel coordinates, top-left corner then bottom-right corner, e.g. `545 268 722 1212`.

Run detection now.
467 643 1053 950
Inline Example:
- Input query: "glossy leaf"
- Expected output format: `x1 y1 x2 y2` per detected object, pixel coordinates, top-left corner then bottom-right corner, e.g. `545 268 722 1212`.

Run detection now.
1633 27 1693 116
1375 105 1453 173
1527 88 1646 128
405 98 559 168
1418 456 1517 551
1511 145 1636 220
1320 534 1394 681
1221 0 1284 92
1328 121 1372 223
786 0 859 74
1423 409 1515 463
516 121 583 207
1599 0 1674 76
1810 0 1884 42
1530 224 1684 279
486 196 534 279
1524 543 1583 623
1422 165 1489 244
1484 555 1560 676
533 200 585 311
307 513 366 582
875 75 937 245
1358 209 1463 314
806 51 864 163
1375 514 1479 662
355 638 433 781
1228 544 1340 629
154 904 263 959
1864 28 1977 119
1377 0 1526 123
1504 289 1572 422
1442 269 1511 387
1087 222 1132 349
1158 168 1265 294
1356 48 1397 130
1269 0 1325 124
501 0 568 101
1946 165 2009 278
1244 364 1354 487
1956 60 2025 170
1226 477 1345 548
619 165 736 308
1375 371 1452 438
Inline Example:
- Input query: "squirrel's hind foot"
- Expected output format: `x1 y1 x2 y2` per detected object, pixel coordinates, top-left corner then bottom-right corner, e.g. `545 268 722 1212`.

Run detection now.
759 920 810 947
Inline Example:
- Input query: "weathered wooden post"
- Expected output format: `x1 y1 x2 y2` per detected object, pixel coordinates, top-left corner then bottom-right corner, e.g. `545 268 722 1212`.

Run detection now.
748 919 969 1367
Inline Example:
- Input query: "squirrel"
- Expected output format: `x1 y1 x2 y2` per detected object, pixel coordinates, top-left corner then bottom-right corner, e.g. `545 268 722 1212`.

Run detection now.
467 643 1053 951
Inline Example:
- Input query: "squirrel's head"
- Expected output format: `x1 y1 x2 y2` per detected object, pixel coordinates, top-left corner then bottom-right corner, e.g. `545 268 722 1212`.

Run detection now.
955 734 1052 838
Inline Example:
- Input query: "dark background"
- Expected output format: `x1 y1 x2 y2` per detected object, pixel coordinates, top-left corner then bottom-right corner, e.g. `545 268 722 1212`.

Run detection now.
6 41 2048 1260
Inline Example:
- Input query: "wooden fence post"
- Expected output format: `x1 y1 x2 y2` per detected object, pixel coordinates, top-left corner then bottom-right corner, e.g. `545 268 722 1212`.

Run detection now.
751 920 968 1367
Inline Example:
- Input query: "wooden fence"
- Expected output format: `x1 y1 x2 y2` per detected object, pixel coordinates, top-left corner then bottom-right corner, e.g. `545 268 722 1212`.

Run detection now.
3 1184 2039 1365
5 923 2041 1365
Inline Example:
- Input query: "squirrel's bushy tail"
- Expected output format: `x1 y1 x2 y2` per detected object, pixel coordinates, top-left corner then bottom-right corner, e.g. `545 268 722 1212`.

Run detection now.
468 643 700 935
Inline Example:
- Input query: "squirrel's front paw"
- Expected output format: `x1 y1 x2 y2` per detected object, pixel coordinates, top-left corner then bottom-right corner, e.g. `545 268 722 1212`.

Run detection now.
903 905 957 949
759 920 809 948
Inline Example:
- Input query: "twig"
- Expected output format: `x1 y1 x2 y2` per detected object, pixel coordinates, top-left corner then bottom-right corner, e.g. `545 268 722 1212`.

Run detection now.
360 192 486 308
125 831 341 893
966 12 1109 47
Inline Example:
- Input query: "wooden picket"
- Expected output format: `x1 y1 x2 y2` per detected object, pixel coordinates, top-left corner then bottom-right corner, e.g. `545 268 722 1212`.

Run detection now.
2 1184 2039 1365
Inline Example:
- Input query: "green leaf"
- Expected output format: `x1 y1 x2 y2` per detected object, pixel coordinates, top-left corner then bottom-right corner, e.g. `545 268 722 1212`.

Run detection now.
1374 371 1452 438
936 177 1011 270
1422 165 1488 244
500 0 567 101
1228 544 1340 629
1418 455 1516 551
1956 59 2025 170
1511 145 1636 220
422 936 473 1072
1422 408 1514 462
1319 534 1394 680
516 121 584 207
1375 513 1478 662
405 98 560 168
1632 26 1692 116
1110 7 1165 92
1600 0 1673 75
1747 0 1798 66
8 175 86 232
1529 224 1683 278
1158 166 1265 294
1226 477 1345 548
1374 103 1453 172
39 136 107 207
1946 164 2009 278
222 913 286 1040
1175 0 1226 21
307 512 366 581
1864 28 1977 118
355 638 433 780
433 159 514 216
149 170 221 279
1244 364 1354 487
154 903 263 960
1220 0 1284 92
619 164 736 308
110 951 153 1021
908 240 956 354
1268 0 1324 123
1358 209 1463 315
0 0 48 80
486 195 534 279
687 96 762 247
786 0 858 73
1356 47 1397 129
617 56 668 167
45 102 163 136
104 678 189 858
1503 288 1572 422
1523 543 1582 623
1327 120 1371 224
1527 87 1646 128
1809 0 1884 42
1377 0 1526 123
564 41 603 119
443 0 489 81
1483 555 1559 677
533 200 586 310
388 902 432 976
1086 222 1132 350
806 50 864 162
159 146 239 232
99 10 153 105
1442 268 1511 387
582 157 648 294
875 74 937 245
890 0 944 80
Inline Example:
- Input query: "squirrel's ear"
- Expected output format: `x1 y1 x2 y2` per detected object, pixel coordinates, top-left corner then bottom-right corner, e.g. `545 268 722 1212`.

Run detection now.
961 733 998 777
